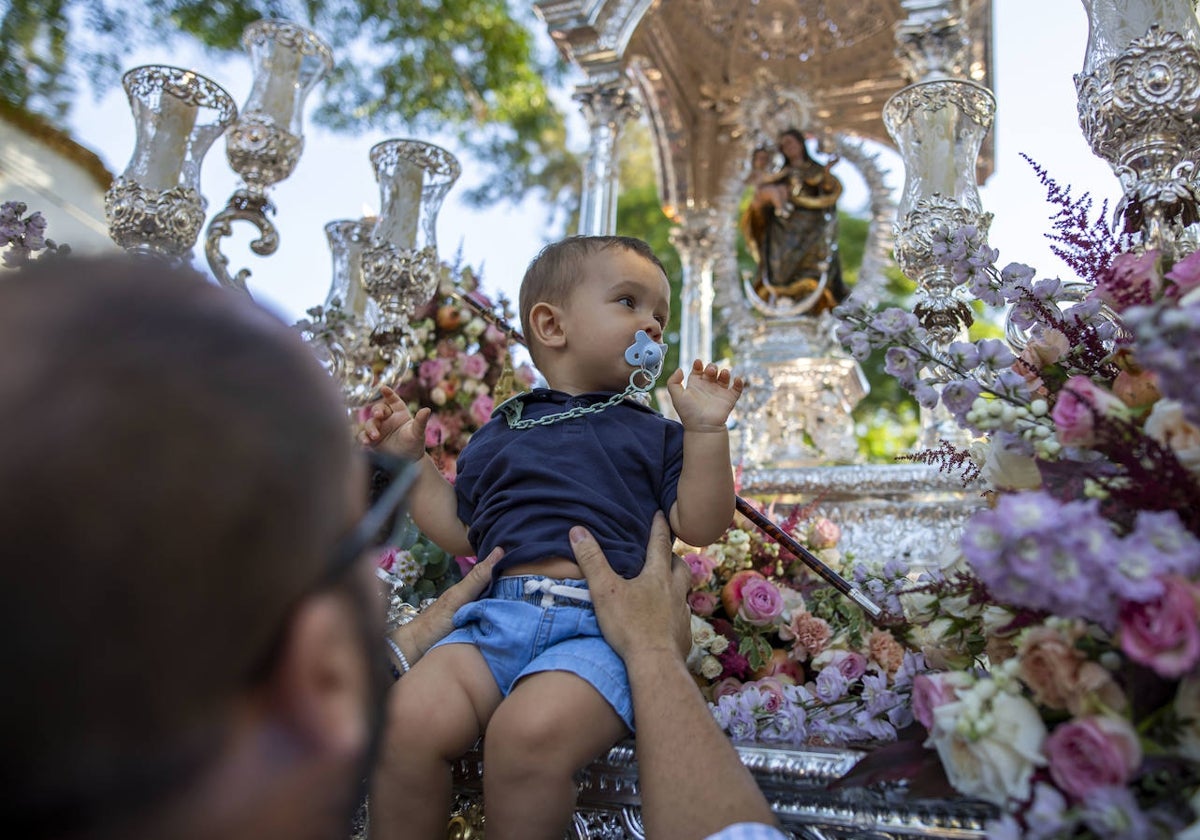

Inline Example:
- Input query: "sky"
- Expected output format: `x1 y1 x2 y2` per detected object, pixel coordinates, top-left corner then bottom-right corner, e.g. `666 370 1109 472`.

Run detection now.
65 0 1120 326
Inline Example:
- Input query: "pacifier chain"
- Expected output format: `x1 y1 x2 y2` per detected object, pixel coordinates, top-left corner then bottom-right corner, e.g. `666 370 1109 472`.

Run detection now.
499 330 664 430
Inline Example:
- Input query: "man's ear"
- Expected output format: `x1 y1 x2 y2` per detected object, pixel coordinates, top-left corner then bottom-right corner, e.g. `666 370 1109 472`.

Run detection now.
264 592 369 756
527 301 567 350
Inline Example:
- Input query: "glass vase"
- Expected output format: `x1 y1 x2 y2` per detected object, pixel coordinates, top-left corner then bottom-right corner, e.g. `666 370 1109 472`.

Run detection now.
104 65 236 258
354 140 461 402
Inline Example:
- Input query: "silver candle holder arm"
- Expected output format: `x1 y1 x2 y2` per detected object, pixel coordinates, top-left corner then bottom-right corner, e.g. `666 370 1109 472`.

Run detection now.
205 20 334 293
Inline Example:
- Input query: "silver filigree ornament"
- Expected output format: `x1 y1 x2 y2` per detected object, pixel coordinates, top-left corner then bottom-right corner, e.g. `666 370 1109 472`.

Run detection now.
1076 24 1200 254
104 65 237 259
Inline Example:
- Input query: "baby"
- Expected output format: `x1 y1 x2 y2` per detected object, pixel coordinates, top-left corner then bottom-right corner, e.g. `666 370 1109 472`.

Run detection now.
363 235 743 840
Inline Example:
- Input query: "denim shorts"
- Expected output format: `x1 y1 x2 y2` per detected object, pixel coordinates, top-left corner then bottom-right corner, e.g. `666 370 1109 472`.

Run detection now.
431 575 634 729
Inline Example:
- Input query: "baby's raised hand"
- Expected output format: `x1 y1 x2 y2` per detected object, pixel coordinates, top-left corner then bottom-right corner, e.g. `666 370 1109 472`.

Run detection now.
358 385 430 460
666 360 745 431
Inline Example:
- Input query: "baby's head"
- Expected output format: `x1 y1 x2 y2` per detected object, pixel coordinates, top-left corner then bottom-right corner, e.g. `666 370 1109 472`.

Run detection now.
519 235 667 369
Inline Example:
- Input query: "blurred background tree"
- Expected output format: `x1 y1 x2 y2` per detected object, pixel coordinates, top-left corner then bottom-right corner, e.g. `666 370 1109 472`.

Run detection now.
0 0 578 208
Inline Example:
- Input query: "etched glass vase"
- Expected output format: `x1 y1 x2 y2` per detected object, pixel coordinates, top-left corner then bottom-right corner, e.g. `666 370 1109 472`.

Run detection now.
104 65 236 258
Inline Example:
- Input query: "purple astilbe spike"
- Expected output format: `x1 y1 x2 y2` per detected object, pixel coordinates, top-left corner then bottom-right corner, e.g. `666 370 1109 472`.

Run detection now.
1022 155 1126 286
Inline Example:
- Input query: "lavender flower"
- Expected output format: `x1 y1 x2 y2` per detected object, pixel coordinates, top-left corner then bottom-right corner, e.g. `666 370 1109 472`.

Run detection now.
1079 786 1152 840
814 666 849 703
976 338 1017 371
941 380 982 421
1126 299 1200 426
884 346 921 387
1024 783 1072 840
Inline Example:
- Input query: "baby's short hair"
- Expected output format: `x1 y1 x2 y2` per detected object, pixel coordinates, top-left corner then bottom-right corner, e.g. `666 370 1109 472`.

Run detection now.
518 235 665 345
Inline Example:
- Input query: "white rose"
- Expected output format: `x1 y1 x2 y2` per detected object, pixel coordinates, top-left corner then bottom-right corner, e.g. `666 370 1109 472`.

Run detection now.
709 635 729 655
430 387 447 406
700 654 723 680
691 615 717 647
1144 399 1200 476
927 691 1047 806
982 445 1043 491
900 590 939 623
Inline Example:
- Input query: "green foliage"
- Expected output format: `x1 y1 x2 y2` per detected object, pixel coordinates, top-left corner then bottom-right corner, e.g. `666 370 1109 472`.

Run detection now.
1 0 577 207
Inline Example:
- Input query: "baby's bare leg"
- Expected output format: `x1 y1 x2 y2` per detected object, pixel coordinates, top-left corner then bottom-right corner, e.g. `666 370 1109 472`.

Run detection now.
482 671 629 840
370 643 501 840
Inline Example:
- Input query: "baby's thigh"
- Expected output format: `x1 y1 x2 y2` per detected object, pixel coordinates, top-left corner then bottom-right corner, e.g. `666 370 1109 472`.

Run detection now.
385 642 501 756
486 669 629 772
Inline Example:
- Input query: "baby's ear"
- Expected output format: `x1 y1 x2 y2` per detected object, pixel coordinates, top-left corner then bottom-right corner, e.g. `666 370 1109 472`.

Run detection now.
528 301 566 350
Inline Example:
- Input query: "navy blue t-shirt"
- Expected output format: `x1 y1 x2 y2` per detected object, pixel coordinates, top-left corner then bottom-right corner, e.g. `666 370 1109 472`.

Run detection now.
454 388 686 578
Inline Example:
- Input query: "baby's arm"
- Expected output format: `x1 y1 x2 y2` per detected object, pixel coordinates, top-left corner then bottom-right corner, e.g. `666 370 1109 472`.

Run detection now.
665 361 745 547
360 386 473 557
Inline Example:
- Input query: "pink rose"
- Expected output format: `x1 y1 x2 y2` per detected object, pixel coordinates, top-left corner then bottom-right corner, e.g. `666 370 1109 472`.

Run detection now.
720 569 764 617
688 590 720 617
911 671 974 731
751 649 804 683
1166 248 1200 299
749 676 787 712
482 324 507 345
1094 248 1161 311
828 650 868 681
737 577 784 626
1118 575 1200 678
1111 369 1160 409
1044 715 1142 801
1019 327 1070 369
459 352 488 379
1051 376 1124 447
684 552 718 587
377 547 399 573
711 677 744 700
424 413 448 447
514 362 537 388
806 517 841 550
468 393 495 426
418 357 451 388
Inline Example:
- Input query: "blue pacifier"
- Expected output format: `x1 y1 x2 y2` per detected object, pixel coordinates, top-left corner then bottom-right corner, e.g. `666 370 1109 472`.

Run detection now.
624 330 667 391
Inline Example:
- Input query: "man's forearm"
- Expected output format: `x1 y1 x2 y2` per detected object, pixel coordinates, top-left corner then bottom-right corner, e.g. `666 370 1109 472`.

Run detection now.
626 650 777 840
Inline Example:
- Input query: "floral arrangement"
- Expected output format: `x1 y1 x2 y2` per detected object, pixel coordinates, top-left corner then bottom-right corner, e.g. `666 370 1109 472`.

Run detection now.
1 200 68 266
683 506 928 748
833 164 1200 838
388 262 536 482
367 262 535 606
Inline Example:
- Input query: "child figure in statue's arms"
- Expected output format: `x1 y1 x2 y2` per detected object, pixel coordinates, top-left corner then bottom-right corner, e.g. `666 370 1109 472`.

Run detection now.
361 234 744 840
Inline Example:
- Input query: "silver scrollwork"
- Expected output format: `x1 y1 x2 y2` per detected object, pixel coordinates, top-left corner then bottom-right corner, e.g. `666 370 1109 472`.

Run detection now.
1076 25 1200 251
105 179 208 258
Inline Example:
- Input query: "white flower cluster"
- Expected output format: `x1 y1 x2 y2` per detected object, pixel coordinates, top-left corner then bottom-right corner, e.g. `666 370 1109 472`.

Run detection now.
965 396 1061 458
687 615 730 680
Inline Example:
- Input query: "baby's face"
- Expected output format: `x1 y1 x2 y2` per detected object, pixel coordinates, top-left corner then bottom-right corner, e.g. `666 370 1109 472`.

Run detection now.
556 248 670 392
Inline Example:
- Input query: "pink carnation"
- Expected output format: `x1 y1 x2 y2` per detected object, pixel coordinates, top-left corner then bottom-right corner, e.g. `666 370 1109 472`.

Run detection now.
749 676 787 713
514 362 537 388
424 413 449 448
1118 575 1200 678
377 547 399 573
779 611 831 661
867 629 906 677
1045 715 1142 801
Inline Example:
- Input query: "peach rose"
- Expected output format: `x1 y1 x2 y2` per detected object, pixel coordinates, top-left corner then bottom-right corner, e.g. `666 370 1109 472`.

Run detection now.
867 629 906 677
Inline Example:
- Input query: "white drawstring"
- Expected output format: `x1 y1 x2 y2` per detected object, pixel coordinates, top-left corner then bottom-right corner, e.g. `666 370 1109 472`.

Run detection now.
522 578 593 607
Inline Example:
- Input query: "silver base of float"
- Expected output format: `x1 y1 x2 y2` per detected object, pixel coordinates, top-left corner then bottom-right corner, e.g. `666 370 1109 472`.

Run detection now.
442 740 995 839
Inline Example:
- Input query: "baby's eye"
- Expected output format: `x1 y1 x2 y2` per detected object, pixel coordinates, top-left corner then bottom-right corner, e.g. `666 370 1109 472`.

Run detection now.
654 314 667 327
617 295 635 308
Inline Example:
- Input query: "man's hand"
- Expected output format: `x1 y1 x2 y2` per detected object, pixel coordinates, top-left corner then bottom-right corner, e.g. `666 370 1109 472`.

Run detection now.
666 360 744 432
569 513 691 660
391 547 501 660
359 385 430 460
